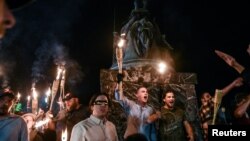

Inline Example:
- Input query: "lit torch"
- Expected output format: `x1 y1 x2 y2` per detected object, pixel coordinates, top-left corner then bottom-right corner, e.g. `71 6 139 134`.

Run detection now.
17 92 21 102
58 68 66 110
31 87 38 115
45 87 51 110
116 33 126 95
27 95 31 112
34 118 51 129
50 66 61 111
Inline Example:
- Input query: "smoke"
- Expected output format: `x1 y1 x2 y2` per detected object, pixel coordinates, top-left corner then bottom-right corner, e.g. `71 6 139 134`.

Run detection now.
51 40 84 86
31 35 84 89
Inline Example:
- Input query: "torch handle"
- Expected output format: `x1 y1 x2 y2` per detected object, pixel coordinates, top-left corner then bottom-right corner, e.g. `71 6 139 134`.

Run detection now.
49 80 60 111
116 47 123 96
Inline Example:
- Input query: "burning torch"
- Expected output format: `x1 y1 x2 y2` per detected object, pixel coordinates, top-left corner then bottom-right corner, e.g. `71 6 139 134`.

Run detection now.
115 33 126 96
49 66 62 111
58 68 66 111
61 128 68 141
31 86 38 115
27 95 31 112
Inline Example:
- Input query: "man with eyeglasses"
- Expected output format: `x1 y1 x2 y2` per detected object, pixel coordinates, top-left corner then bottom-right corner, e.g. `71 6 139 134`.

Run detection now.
70 92 118 141
0 90 28 141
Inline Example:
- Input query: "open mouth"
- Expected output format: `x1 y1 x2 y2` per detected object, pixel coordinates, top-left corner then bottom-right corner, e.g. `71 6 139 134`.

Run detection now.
169 101 174 104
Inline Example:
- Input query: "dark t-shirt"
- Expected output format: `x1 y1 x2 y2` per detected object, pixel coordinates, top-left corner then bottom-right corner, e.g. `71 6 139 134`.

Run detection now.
159 107 187 141
55 105 90 141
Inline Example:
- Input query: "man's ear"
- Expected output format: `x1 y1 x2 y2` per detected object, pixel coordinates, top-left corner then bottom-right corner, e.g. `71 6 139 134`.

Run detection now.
134 93 138 98
90 105 94 111
75 98 79 103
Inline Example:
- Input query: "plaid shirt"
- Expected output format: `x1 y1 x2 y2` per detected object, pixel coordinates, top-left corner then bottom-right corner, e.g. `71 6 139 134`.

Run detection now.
199 98 214 124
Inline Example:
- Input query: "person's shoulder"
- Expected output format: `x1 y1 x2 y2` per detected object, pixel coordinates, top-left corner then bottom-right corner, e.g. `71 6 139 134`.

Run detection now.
9 114 27 124
106 120 117 128
72 119 85 129
9 114 24 119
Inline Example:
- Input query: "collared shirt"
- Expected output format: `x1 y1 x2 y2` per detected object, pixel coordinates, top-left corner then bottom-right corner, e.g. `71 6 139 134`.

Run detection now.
0 114 28 141
199 99 214 124
115 92 157 141
70 115 118 141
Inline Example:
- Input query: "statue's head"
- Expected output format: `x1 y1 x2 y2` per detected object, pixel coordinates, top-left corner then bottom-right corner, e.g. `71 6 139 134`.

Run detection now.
132 0 148 15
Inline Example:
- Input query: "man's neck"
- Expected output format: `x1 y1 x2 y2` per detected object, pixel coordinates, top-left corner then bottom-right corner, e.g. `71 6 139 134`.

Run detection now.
164 105 174 110
137 101 146 107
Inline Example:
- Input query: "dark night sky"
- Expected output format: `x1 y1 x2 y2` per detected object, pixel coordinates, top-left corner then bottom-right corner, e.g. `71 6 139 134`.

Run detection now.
0 0 249 105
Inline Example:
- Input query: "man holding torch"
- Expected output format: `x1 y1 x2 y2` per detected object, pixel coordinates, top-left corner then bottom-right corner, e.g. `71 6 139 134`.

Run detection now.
47 91 90 141
114 32 157 141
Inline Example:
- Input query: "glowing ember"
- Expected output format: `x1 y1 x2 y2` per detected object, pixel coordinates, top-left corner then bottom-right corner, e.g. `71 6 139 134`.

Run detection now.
61 128 67 141
34 118 50 128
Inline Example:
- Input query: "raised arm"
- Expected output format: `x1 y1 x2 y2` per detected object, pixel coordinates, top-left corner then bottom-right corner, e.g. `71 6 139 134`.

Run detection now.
215 50 245 73
115 73 125 101
147 111 161 123
183 120 194 141
221 77 243 97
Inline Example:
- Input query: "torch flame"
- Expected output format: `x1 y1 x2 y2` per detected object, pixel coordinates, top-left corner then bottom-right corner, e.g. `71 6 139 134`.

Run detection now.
117 33 126 48
34 118 50 128
61 128 67 141
46 87 51 97
32 87 38 100
158 62 167 74
17 92 21 100
27 95 31 101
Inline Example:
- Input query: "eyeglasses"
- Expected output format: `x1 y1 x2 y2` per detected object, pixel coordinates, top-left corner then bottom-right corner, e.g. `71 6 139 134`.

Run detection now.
94 100 109 106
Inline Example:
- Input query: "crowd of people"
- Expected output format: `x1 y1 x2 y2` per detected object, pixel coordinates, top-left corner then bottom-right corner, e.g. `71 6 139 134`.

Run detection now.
0 0 250 141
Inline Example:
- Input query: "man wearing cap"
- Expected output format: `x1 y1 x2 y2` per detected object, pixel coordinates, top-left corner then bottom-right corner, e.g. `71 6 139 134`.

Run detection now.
48 92 90 141
0 90 28 141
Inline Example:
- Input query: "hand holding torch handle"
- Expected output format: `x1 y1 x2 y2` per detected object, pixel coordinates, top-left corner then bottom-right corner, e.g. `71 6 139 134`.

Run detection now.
116 33 125 96
49 80 60 111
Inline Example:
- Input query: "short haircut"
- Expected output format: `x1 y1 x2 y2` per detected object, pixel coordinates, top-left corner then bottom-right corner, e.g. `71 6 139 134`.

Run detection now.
136 85 147 93
162 89 175 99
